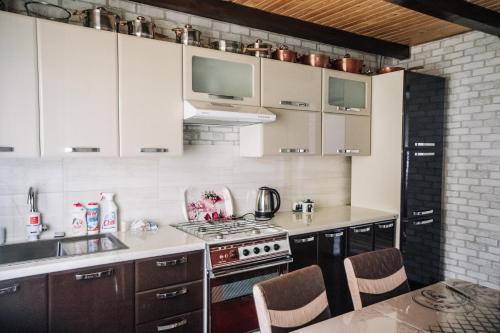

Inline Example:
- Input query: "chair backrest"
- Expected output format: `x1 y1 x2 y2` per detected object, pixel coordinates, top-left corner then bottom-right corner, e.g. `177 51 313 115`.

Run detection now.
344 247 410 310
253 265 331 333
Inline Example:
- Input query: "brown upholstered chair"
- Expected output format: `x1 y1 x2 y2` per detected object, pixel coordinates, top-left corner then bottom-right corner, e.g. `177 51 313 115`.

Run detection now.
253 265 331 333
344 247 410 310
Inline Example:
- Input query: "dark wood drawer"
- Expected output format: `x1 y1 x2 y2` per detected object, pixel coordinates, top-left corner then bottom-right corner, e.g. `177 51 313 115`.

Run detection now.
136 251 204 292
136 309 203 333
136 280 203 324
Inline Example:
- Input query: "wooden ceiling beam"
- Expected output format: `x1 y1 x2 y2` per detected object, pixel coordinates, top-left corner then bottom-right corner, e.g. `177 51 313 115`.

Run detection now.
385 0 500 36
135 0 410 59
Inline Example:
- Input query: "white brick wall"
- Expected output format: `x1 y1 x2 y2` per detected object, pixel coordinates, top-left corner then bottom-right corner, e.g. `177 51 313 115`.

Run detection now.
395 31 500 289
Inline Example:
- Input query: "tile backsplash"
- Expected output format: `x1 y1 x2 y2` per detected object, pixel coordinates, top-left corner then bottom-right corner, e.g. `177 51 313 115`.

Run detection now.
0 145 351 242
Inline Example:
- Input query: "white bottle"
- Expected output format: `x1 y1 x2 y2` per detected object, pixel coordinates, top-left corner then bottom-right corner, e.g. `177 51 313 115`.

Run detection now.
71 203 87 236
100 192 118 233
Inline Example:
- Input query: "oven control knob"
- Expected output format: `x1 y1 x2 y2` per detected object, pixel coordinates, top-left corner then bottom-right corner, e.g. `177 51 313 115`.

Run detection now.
273 244 280 251
243 249 250 256
253 247 260 254
264 245 271 252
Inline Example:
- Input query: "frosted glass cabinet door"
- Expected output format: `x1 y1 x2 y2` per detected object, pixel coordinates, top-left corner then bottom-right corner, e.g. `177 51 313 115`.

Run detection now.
322 69 371 116
183 46 260 106
38 20 119 157
261 58 322 111
118 35 183 157
0 12 39 158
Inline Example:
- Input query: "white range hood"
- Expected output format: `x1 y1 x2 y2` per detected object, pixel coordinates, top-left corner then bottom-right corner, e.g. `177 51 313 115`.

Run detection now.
183 100 276 126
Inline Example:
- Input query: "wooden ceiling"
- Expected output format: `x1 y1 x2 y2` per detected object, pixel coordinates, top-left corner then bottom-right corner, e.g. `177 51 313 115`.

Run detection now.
230 0 500 45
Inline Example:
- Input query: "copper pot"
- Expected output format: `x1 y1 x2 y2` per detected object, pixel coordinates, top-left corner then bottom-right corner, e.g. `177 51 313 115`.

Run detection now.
301 53 330 68
377 65 424 74
273 44 297 63
332 54 363 73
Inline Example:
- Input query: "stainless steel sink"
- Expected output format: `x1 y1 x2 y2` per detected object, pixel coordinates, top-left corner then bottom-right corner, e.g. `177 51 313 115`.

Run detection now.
0 234 128 266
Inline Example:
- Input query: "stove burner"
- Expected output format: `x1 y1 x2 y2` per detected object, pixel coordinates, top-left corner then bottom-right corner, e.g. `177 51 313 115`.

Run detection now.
215 232 224 239
251 228 261 235
198 226 207 233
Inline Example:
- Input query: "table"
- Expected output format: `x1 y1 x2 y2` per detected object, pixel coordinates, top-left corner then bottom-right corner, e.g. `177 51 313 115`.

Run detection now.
293 280 500 333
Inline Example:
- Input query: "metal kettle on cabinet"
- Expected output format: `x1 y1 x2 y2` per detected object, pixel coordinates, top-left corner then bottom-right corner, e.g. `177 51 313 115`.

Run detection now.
255 187 281 219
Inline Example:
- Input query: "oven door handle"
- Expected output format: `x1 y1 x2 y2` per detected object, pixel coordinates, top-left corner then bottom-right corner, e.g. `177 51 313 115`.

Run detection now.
210 257 293 279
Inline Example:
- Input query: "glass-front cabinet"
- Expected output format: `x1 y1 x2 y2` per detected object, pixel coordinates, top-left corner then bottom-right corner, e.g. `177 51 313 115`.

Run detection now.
322 69 371 116
183 46 260 106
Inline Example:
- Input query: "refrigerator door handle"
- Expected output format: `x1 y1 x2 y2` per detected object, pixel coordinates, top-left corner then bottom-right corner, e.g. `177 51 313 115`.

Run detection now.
414 152 435 157
413 219 434 226
412 209 434 216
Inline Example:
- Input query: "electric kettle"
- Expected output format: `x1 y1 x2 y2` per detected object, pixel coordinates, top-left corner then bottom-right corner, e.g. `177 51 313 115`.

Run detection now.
255 187 281 219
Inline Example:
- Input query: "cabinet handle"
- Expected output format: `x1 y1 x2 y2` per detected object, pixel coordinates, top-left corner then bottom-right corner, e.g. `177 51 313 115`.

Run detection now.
336 106 361 112
413 209 434 216
209 94 243 101
377 223 394 229
414 142 435 147
324 231 344 238
336 149 346 154
140 148 168 153
352 226 371 233
156 256 188 267
279 148 309 153
65 147 100 153
0 284 18 296
0 146 14 152
414 152 435 157
414 219 434 226
293 236 315 244
75 268 114 280
345 149 360 154
156 287 188 300
157 319 188 331
280 100 309 108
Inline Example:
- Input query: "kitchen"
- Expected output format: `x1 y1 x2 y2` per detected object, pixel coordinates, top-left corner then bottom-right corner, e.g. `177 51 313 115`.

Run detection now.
0 0 499 332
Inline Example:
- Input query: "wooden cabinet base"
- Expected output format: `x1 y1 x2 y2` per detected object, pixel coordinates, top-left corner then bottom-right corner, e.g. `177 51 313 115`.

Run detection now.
136 309 203 333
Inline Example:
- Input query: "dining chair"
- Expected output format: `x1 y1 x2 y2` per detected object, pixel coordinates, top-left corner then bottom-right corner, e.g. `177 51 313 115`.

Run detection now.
344 247 410 310
253 265 331 333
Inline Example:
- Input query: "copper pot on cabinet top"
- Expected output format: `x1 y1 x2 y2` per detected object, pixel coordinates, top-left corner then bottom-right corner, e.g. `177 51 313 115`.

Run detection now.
300 53 331 68
332 54 363 73
272 44 297 63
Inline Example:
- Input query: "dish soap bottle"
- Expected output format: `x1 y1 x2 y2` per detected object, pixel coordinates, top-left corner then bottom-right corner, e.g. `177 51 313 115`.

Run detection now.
71 203 87 236
100 192 118 233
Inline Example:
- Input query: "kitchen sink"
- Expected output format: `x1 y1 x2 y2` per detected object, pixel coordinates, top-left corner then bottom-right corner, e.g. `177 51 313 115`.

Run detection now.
0 234 128 266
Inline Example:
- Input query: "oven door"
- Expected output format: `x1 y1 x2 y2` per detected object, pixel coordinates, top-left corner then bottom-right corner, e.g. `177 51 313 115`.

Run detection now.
209 257 292 333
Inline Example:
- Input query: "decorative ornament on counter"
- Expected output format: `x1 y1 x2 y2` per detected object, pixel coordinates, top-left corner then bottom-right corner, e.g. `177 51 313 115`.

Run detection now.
182 186 234 222
130 219 158 232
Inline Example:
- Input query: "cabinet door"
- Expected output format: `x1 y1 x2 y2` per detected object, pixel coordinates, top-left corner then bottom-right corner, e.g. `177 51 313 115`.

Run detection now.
347 224 374 256
0 12 39 157
118 35 183 157
183 45 260 106
374 220 396 250
38 20 118 157
345 114 371 155
0 274 47 333
322 113 345 155
322 69 371 116
261 58 322 111
49 262 134 333
289 233 318 271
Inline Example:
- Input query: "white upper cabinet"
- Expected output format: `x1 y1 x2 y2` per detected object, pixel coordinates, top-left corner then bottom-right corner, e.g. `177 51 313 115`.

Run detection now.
322 113 371 156
0 12 39 158
118 35 183 157
322 69 372 116
261 58 322 111
38 20 119 157
240 109 321 157
183 46 260 106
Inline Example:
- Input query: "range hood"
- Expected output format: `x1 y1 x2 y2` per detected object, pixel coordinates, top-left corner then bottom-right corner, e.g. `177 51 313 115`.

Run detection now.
183 100 276 126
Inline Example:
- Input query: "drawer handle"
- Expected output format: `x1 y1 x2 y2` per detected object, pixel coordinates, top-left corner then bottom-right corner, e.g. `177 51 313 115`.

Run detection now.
353 227 371 233
414 152 435 157
0 146 14 152
65 147 100 153
414 219 434 226
279 148 309 153
140 148 168 153
209 94 243 101
345 149 360 154
75 268 114 280
156 256 188 267
324 231 344 238
0 284 18 296
294 236 315 244
413 209 434 216
280 100 309 108
414 142 435 147
157 318 187 331
377 223 394 229
156 287 188 300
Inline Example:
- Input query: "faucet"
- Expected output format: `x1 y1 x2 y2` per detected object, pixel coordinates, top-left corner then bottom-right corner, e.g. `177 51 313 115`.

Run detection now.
26 187 47 241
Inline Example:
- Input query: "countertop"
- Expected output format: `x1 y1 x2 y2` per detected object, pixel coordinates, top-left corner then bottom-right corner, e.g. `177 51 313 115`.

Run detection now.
272 205 398 236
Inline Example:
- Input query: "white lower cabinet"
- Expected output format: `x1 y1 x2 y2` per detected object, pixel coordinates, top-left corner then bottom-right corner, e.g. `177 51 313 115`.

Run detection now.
240 109 321 157
322 113 371 156
38 20 119 157
0 12 39 158
118 35 183 157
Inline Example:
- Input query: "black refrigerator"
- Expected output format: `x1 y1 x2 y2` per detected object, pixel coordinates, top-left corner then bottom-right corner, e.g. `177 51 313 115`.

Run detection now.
400 71 445 289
